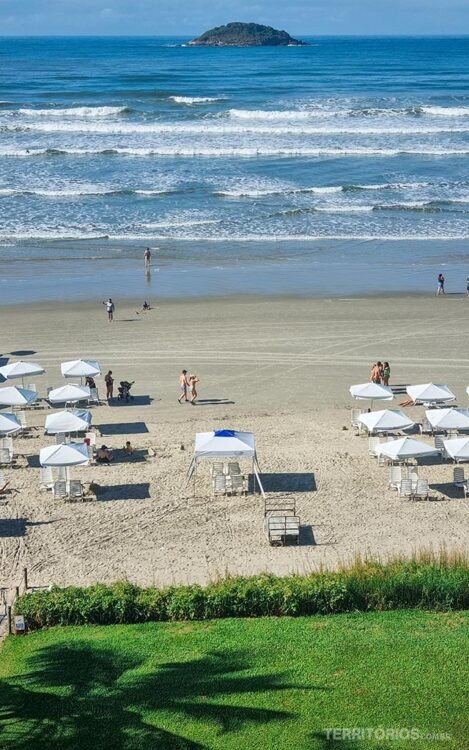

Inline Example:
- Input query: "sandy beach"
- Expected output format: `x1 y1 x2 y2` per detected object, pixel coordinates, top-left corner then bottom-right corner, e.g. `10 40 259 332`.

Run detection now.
0 294 468 590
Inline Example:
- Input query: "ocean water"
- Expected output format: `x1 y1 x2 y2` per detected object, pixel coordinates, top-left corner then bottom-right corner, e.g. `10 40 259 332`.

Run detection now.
0 35 468 302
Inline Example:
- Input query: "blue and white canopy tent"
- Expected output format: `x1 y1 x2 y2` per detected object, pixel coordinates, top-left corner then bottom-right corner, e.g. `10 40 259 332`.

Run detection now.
186 429 265 496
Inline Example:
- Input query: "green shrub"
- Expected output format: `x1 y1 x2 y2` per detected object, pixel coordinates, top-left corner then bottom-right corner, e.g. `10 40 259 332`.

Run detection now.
16 554 469 630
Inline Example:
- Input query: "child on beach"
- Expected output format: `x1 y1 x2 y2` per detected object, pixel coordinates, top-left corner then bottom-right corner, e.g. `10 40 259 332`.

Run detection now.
383 362 391 386
103 298 115 321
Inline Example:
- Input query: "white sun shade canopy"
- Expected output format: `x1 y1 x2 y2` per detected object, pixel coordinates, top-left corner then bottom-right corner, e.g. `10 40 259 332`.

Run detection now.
194 430 256 458
40 442 89 467
45 410 92 434
442 437 469 462
357 409 414 433
0 361 45 380
406 383 455 404
426 408 469 431
48 384 91 404
376 437 439 460
349 383 393 401
0 412 22 435
60 359 101 378
0 386 38 407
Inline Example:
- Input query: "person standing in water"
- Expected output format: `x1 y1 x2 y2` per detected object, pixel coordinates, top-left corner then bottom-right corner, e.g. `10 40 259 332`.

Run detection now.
436 273 445 296
144 247 151 266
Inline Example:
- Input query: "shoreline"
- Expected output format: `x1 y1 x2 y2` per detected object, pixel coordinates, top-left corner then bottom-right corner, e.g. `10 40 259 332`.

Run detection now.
1 290 469 311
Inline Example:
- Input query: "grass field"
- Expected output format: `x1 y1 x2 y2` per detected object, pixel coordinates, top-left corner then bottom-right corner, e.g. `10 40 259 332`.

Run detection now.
0 611 467 749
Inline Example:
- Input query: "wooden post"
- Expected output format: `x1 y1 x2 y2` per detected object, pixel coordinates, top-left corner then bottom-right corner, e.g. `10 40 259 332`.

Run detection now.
7 605 12 635
23 567 28 591
15 586 19 597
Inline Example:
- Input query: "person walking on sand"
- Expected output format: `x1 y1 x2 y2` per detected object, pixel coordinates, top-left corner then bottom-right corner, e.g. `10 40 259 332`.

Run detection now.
105 370 114 401
383 361 391 386
144 247 151 266
436 273 445 296
103 298 115 321
189 373 199 405
178 370 189 403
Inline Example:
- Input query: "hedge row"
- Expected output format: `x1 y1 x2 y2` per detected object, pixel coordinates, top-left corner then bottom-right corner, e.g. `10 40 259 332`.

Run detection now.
16 556 469 629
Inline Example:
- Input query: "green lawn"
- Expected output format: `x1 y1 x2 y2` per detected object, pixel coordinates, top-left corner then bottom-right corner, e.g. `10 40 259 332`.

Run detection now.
0 611 467 749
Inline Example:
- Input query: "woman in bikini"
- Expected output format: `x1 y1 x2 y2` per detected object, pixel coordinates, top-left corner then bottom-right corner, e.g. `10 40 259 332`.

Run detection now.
189 374 199 405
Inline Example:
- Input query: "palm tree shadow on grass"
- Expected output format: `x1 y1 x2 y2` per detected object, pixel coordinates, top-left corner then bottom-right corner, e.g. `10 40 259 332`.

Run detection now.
0 642 327 749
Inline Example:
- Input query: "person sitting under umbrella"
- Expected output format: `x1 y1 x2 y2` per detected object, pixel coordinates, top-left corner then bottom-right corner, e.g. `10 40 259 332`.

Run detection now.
97 445 112 463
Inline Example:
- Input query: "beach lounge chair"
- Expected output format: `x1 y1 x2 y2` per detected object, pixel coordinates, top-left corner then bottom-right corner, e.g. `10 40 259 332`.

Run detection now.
265 515 300 546
413 479 430 501
212 474 227 495
398 478 413 498
27 382 37 392
211 462 225 477
0 449 13 466
419 417 433 435
434 435 447 460
388 465 402 489
453 467 467 497
89 388 100 405
228 462 241 476
409 468 419 488
227 474 246 495
264 497 296 516
368 436 381 456
40 467 54 489
0 437 14 456
53 480 68 499
69 480 84 500
351 408 363 429
57 466 68 482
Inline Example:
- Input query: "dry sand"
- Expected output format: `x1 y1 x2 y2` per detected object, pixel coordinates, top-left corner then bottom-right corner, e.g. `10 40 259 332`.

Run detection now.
0 295 468 590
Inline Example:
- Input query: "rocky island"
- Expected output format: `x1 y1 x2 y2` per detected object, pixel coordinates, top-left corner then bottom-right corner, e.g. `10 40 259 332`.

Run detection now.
188 22 308 47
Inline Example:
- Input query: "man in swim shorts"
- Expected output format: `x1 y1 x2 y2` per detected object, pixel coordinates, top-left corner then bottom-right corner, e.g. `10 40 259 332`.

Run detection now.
178 370 189 403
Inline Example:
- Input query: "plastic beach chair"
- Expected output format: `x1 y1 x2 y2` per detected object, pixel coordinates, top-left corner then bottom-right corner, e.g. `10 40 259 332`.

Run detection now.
398 478 413 498
53 481 68 499
368 436 381 456
40 467 54 490
413 479 430 501
388 465 402 489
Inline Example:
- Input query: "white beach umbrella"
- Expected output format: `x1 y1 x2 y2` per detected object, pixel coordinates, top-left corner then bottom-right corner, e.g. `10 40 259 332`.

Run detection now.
45 410 92 435
0 361 45 386
349 382 393 410
426 408 469 431
406 383 455 405
60 359 101 381
357 409 414 434
376 437 439 462
442 437 469 463
48 384 91 405
0 412 22 435
40 442 89 467
0 386 37 407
